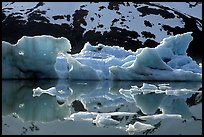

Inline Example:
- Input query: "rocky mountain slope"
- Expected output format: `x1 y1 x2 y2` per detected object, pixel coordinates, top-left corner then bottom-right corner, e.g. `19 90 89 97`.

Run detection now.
2 2 202 61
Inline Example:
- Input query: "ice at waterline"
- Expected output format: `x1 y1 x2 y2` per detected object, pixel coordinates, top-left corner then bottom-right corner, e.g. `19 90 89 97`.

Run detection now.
2 32 202 81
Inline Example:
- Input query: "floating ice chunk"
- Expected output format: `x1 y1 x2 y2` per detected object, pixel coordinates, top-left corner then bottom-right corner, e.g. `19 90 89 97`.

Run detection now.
93 114 120 127
33 87 57 97
119 83 158 95
158 83 171 90
163 89 201 96
104 112 137 116
120 82 201 98
19 103 25 108
119 88 133 99
66 111 136 126
126 121 155 133
66 112 98 121
138 114 182 120
131 85 139 89
141 83 158 90
18 50 24 56
199 63 202 68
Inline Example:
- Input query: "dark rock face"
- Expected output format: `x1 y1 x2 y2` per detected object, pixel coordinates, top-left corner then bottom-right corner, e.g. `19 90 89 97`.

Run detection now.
27 10 49 23
52 15 65 20
137 5 175 19
144 20 153 27
71 100 87 112
141 31 155 39
186 92 202 107
24 2 44 14
108 2 122 10
2 2 202 61
2 12 6 21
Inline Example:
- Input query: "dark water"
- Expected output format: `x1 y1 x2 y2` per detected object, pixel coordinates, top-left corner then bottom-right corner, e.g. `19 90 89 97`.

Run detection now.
2 80 202 135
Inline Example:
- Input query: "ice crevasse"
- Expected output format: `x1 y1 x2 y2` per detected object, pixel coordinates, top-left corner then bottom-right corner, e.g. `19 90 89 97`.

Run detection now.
2 32 202 81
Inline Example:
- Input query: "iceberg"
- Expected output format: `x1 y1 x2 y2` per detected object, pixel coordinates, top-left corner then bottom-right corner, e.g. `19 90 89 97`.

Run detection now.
2 32 202 81
2 35 71 79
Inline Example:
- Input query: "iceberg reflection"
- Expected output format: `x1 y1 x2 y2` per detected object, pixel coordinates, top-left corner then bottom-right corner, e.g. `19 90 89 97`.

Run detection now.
2 80 202 134
2 80 71 122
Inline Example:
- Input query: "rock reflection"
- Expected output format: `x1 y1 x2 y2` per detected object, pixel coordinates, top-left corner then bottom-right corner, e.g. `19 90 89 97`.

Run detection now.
2 80 202 134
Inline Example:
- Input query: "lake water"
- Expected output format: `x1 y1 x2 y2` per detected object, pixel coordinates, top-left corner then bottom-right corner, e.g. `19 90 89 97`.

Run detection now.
2 80 202 135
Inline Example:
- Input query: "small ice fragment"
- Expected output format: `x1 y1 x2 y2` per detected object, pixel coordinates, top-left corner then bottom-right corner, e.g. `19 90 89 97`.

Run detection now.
126 124 135 133
199 63 202 67
19 103 24 108
33 87 43 97
131 85 139 89
138 114 182 120
158 84 171 90
32 87 56 97
19 50 24 56
67 112 98 121
126 121 154 133
93 114 120 127
141 83 158 90
77 83 87 85
58 90 65 94
12 112 19 118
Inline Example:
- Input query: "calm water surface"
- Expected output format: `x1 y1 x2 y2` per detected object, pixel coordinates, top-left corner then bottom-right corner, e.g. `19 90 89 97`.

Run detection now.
2 80 202 135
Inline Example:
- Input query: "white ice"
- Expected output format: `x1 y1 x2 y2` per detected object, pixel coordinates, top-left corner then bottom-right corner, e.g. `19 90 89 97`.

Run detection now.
126 121 155 133
2 35 71 79
66 111 137 127
138 114 182 120
66 112 98 121
2 32 202 81
93 114 120 127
